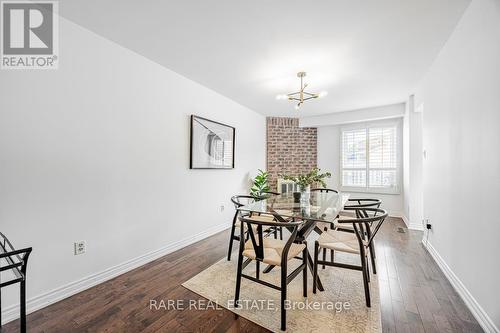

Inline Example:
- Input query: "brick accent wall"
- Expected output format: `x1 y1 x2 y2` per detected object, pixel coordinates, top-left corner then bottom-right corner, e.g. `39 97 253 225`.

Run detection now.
266 117 317 191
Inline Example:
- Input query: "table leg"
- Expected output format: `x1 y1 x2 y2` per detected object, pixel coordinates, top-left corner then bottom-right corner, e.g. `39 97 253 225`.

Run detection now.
313 226 324 234
263 221 326 291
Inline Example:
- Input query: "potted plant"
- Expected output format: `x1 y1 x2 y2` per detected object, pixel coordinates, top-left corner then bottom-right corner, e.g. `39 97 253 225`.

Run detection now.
280 168 331 201
250 169 270 199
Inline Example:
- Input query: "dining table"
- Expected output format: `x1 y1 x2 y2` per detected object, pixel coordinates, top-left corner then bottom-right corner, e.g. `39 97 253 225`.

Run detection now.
238 191 350 292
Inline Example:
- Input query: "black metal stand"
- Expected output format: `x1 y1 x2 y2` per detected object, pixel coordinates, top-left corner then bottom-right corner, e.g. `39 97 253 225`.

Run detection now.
0 232 32 333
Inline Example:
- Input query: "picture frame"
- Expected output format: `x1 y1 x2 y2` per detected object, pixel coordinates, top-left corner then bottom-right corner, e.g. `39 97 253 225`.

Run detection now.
190 115 235 169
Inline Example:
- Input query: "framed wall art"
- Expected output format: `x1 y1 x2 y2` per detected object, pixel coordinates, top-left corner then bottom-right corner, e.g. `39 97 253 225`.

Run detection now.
190 115 235 169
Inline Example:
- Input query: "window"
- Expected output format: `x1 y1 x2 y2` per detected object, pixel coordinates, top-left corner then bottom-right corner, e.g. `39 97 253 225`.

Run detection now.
341 124 399 193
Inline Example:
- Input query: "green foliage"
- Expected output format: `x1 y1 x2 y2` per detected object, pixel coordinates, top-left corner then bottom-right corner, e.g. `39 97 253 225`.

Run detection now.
280 168 332 190
250 169 270 198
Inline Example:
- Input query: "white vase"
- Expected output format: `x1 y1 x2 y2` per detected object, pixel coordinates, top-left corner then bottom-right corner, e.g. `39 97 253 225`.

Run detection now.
299 184 310 194
299 185 311 203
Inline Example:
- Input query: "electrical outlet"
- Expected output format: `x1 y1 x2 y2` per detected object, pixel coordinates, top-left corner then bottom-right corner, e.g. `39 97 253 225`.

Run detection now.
220 204 225 212
425 218 432 230
74 241 86 255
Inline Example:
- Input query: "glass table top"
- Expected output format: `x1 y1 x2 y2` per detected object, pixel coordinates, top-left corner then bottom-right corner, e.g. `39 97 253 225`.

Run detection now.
238 192 350 223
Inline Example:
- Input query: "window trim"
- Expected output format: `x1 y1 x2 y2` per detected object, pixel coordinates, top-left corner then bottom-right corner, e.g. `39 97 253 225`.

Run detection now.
339 120 402 195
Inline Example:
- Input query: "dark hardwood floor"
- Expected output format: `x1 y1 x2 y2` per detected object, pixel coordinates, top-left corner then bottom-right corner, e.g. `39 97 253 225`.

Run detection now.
3 217 482 332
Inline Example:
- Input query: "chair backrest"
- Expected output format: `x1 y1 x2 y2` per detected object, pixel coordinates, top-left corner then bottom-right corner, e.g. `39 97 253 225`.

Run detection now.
262 191 280 196
345 198 381 218
345 198 381 208
230 195 258 225
231 195 257 209
311 188 338 193
0 232 32 278
337 207 388 248
231 192 278 209
238 215 304 265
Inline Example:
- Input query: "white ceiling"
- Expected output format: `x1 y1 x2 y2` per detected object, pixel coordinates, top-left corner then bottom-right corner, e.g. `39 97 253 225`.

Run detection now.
61 0 470 116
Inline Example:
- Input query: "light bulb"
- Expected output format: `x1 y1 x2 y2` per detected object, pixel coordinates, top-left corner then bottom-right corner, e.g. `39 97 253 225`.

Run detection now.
275 94 288 100
318 91 328 98
294 104 300 110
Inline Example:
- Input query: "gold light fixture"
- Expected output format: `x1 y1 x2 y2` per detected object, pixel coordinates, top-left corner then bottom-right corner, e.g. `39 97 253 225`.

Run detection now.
276 72 328 110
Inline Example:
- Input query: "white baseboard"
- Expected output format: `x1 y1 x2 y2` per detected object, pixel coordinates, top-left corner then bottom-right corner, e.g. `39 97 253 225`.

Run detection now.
401 215 410 228
387 211 404 219
389 211 423 230
1 221 230 325
408 220 423 230
423 240 499 333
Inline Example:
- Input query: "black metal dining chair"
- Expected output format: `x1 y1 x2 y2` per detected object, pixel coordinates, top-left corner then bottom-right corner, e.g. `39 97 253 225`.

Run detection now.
263 191 280 196
1 232 32 333
262 191 283 240
311 188 340 268
311 188 338 231
333 198 382 273
228 195 280 261
311 188 338 193
313 207 388 307
234 215 307 331
336 198 382 231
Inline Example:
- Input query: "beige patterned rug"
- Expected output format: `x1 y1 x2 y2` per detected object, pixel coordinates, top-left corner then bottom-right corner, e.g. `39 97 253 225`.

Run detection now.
182 246 381 333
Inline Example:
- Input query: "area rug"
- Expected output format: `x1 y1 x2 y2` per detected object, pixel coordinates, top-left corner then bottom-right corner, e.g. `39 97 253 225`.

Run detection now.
182 245 381 333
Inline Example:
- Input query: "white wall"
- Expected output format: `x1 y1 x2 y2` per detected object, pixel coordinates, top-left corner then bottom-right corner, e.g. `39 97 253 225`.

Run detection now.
317 120 404 216
317 126 342 189
300 103 405 128
402 100 411 224
402 95 424 230
0 17 265 321
408 103 423 229
415 0 500 330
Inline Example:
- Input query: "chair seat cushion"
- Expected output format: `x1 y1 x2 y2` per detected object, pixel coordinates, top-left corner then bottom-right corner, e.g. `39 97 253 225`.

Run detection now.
317 230 367 254
316 221 333 231
334 214 356 230
235 214 276 228
335 219 355 231
242 238 306 266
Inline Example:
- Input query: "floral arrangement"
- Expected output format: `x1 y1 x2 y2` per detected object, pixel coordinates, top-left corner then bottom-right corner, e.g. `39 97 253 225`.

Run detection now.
280 168 332 191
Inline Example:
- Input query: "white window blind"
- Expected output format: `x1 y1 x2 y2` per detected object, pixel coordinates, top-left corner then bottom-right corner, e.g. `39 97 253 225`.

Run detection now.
341 125 398 192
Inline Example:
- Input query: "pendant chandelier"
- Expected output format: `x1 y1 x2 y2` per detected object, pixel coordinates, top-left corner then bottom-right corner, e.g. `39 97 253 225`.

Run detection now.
276 72 328 110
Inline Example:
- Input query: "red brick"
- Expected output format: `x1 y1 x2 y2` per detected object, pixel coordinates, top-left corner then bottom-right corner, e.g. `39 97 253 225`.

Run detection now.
266 117 317 190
